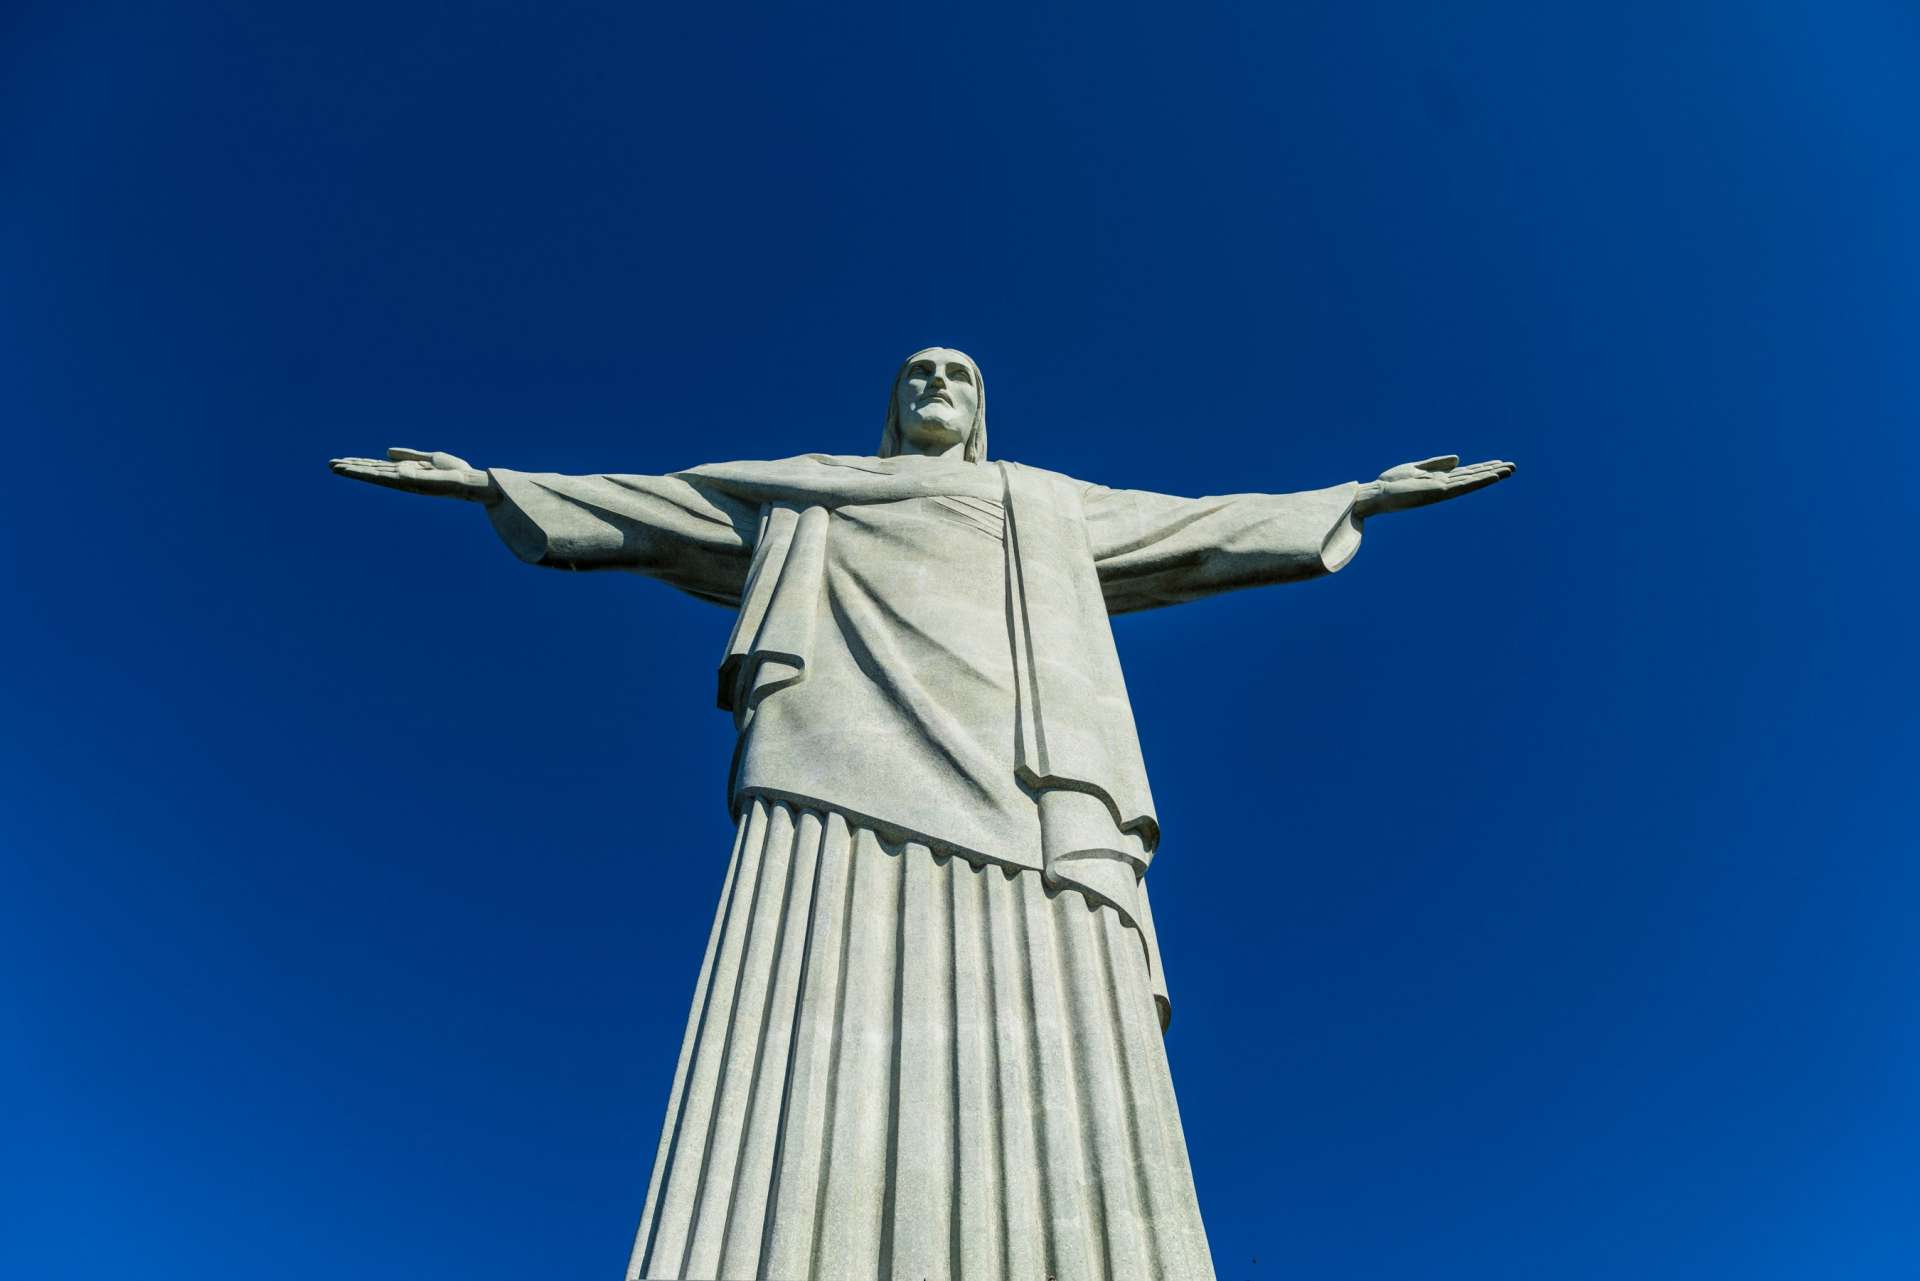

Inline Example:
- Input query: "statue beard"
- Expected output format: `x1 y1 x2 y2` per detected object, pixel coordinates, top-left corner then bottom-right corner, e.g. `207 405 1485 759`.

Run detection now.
899 412 969 455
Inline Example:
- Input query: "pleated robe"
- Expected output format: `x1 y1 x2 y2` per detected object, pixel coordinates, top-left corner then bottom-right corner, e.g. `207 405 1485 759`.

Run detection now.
482 454 1364 1280
632 799 1211 1281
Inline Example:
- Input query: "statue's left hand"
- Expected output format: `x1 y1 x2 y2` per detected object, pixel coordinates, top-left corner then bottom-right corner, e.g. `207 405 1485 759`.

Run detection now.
1354 455 1515 519
329 447 500 503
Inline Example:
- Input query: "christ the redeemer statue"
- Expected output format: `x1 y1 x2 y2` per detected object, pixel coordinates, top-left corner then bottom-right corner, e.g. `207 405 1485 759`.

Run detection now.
331 347 1513 1281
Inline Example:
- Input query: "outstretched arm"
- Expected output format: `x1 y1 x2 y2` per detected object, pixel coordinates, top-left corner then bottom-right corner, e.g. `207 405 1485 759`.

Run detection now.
1086 453 1514 613
330 446 760 605
1087 478 1363 613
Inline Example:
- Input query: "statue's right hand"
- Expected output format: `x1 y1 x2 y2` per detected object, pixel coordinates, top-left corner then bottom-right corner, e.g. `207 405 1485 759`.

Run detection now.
329 447 499 503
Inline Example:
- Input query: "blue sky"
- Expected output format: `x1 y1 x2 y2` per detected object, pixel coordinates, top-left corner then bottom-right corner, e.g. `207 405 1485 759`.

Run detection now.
3 2 1915 1277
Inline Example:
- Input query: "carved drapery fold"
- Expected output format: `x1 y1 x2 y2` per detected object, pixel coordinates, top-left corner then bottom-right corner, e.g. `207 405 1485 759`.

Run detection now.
485 454 1365 1036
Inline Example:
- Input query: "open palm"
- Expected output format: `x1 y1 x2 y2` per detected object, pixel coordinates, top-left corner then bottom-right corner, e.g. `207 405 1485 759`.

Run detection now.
1354 455 1515 518
329 447 498 502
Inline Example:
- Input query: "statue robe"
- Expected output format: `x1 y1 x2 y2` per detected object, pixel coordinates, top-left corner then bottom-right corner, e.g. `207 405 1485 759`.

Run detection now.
483 452 1362 1281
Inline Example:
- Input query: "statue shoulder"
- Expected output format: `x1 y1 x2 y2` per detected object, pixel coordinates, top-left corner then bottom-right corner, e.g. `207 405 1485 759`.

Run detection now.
997 459 1099 496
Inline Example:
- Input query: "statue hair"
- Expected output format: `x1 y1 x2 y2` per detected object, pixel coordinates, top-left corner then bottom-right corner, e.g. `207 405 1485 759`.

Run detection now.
878 347 988 463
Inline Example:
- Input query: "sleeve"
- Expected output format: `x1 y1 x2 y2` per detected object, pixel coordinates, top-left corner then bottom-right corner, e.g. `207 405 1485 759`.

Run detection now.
1084 480 1364 614
484 469 761 606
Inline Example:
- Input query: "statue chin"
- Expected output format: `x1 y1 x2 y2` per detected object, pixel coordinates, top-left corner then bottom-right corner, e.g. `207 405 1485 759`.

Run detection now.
900 424 965 454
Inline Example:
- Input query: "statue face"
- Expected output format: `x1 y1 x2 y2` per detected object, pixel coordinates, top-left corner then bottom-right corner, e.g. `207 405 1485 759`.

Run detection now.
894 349 979 453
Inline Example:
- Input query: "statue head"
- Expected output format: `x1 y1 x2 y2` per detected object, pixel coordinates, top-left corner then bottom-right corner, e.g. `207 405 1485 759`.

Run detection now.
879 346 987 462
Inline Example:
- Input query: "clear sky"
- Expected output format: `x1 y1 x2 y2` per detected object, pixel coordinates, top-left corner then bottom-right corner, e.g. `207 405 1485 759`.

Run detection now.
3 2 1915 1278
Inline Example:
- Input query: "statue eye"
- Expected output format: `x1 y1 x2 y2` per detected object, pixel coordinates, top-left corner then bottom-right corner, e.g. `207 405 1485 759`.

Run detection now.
950 368 972 382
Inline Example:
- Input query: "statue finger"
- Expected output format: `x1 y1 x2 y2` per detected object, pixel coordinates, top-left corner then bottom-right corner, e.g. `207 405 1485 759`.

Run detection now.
331 460 410 487
388 447 435 462
1439 470 1508 497
1413 455 1460 473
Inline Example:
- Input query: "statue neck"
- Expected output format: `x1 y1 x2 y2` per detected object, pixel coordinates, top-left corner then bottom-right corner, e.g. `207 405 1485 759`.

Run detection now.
894 437 969 461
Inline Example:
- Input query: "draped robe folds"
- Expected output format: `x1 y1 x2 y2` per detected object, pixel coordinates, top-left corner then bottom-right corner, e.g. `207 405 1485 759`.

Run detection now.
483 452 1362 1279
